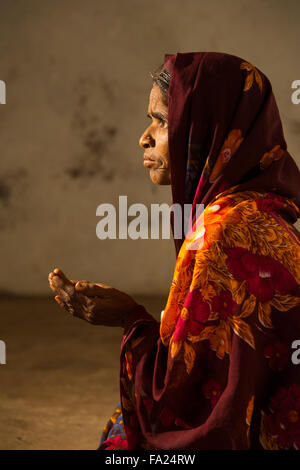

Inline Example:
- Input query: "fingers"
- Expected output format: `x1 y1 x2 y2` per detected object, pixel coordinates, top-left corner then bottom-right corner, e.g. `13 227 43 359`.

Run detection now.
54 295 75 317
48 269 76 298
54 292 89 319
56 287 96 319
49 274 69 297
48 269 116 325
53 267 67 278
55 295 65 307
78 295 111 325
53 268 76 296
55 295 72 312
48 269 76 316
49 269 97 323
75 281 113 297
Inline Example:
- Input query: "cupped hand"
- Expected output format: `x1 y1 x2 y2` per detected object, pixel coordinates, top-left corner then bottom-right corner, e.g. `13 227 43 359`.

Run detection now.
48 268 137 327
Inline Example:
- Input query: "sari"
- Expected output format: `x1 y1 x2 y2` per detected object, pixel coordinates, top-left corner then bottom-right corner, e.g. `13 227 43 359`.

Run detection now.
99 52 300 450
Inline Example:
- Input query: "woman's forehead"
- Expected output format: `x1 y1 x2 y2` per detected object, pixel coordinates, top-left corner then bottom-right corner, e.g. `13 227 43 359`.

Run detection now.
149 85 167 110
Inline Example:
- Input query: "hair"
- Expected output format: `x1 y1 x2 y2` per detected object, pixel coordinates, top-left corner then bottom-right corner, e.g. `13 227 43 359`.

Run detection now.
150 63 171 106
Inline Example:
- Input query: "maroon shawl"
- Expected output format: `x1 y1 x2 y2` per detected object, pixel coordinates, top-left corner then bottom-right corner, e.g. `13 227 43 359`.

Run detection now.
164 52 300 256
114 52 300 450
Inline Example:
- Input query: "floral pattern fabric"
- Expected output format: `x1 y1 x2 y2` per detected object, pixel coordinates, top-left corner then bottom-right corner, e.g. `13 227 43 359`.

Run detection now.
98 402 127 450
113 190 300 450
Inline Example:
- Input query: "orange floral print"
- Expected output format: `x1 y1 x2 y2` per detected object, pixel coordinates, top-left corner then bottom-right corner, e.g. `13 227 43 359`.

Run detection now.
124 351 133 381
260 385 300 450
260 145 285 170
240 61 263 92
209 129 244 183
246 395 255 426
246 395 255 448
207 323 231 359
160 191 300 375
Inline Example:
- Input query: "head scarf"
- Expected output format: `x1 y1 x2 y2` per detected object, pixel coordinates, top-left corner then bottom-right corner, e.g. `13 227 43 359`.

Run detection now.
164 52 300 256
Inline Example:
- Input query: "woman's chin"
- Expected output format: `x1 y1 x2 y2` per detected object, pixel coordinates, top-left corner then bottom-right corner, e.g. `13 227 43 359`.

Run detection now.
149 169 171 185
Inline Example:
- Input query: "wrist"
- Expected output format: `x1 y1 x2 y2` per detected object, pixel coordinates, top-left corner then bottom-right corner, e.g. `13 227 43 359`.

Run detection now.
120 301 139 328
122 303 157 332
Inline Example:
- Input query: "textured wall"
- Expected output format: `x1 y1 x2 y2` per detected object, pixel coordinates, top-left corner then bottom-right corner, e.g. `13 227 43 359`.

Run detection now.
0 0 300 295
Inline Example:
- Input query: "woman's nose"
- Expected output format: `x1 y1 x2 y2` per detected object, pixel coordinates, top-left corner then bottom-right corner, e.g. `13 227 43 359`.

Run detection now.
139 130 154 149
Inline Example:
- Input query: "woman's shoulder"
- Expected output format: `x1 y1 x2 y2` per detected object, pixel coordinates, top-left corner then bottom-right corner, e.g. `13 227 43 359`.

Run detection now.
184 190 264 252
182 190 300 281
204 189 300 234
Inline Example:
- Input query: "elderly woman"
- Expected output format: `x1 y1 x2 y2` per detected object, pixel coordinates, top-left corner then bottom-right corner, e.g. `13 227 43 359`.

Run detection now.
48 52 300 450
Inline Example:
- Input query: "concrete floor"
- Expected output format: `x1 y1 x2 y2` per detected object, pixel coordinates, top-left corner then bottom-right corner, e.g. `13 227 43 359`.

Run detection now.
0 295 165 449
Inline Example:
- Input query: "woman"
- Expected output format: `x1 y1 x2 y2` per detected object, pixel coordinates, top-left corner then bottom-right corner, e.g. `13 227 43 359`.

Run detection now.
48 52 300 450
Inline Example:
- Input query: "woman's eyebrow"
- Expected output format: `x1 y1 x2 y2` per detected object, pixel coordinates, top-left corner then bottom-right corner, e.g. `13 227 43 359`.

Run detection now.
147 111 168 121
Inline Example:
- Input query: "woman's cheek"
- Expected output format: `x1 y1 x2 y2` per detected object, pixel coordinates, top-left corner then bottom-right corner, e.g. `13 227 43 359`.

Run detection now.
160 130 169 156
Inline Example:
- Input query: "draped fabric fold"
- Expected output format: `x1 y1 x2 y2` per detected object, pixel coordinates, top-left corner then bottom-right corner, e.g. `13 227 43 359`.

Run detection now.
164 52 300 256
99 52 300 450
114 191 300 450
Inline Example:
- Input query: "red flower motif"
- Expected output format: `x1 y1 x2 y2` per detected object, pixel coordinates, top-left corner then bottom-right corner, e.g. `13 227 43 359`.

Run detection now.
202 379 222 408
225 247 297 302
267 193 287 203
173 291 209 342
104 435 128 450
173 316 205 342
184 290 210 322
255 197 285 214
264 384 300 449
211 290 238 320
173 317 190 342
264 341 289 371
188 318 205 336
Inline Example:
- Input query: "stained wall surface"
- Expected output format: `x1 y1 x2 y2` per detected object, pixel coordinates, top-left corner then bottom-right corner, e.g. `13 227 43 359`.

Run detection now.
0 0 300 295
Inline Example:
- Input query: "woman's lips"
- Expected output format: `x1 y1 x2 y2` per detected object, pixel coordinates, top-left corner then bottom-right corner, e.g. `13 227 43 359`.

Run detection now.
143 159 157 167
143 154 157 167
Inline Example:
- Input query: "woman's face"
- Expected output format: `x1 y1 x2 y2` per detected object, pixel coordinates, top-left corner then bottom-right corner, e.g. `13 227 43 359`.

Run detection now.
139 84 171 185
